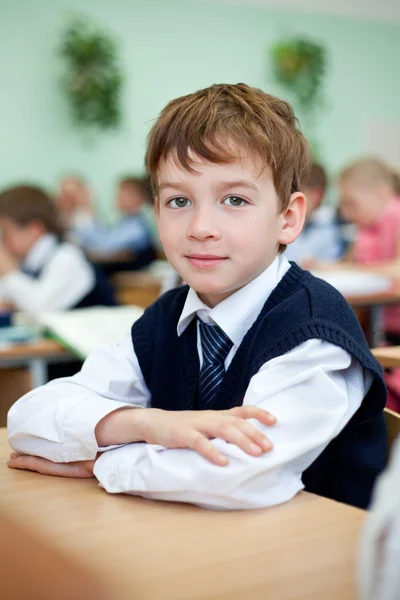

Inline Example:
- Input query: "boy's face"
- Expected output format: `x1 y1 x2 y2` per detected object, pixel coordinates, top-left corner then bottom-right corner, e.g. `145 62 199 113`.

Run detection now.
0 217 41 261
117 184 144 216
156 153 305 307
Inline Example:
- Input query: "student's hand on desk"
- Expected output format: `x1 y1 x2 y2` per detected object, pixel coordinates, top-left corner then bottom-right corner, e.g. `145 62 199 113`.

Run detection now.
0 247 18 276
7 452 96 478
96 406 276 466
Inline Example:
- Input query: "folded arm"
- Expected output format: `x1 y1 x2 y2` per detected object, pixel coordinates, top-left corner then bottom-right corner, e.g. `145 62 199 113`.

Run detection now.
93 340 370 509
8 332 150 461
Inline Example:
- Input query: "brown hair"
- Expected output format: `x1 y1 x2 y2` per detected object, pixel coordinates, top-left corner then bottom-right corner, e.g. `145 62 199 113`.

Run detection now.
390 168 400 195
304 163 327 192
119 176 153 204
340 157 394 190
0 185 65 238
146 83 311 210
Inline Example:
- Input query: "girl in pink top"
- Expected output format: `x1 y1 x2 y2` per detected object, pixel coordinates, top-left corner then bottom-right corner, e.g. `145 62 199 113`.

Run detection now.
340 158 400 410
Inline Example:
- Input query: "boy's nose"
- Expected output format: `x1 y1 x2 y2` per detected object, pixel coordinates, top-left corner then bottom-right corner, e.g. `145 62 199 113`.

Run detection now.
187 210 221 241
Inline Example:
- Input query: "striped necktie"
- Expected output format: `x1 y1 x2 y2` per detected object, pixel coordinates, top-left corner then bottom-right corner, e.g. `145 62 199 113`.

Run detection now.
197 321 233 409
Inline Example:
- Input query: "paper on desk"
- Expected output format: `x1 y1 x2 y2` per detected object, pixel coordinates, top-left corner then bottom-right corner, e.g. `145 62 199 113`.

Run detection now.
28 306 144 360
311 270 391 296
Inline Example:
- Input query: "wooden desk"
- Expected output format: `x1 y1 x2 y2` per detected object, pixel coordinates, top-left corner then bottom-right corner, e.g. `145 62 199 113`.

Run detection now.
0 428 365 599
112 271 161 307
0 339 73 427
372 346 400 368
349 284 400 346
346 281 400 310
312 267 400 346
345 281 400 346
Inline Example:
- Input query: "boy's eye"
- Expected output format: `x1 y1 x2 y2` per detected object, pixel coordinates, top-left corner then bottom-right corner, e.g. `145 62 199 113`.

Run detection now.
168 197 192 209
223 196 247 207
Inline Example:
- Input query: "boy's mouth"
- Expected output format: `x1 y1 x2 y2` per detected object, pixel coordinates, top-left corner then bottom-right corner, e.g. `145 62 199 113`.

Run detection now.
185 254 227 268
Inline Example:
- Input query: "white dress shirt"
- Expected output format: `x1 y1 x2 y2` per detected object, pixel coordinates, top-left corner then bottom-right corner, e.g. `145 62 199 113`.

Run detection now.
0 234 95 312
8 254 372 510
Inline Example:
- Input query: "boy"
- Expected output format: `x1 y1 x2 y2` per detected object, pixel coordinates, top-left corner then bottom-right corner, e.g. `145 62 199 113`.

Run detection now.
285 163 342 265
8 84 386 510
75 176 156 274
0 185 115 312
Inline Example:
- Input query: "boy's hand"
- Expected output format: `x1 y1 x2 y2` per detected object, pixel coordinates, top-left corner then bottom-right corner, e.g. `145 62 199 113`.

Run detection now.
99 406 276 466
7 452 96 478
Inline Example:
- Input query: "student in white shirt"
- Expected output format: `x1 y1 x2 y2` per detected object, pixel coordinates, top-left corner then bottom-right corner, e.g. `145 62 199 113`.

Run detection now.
0 185 116 312
7 84 386 511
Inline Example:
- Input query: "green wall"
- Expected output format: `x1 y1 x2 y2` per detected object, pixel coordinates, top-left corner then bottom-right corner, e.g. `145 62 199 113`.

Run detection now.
0 0 399 215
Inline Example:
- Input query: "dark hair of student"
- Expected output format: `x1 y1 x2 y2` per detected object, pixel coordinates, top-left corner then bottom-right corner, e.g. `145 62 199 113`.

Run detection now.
0 185 65 239
305 163 327 193
118 176 153 204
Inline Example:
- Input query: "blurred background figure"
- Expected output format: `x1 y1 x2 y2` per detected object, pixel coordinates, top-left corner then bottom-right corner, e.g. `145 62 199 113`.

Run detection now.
74 175 156 275
338 158 400 282
390 167 400 198
285 163 342 266
0 185 116 313
56 175 94 232
338 158 400 410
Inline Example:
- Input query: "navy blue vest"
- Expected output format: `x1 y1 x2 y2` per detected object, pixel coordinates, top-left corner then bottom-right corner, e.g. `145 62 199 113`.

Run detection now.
131 262 387 509
22 250 117 308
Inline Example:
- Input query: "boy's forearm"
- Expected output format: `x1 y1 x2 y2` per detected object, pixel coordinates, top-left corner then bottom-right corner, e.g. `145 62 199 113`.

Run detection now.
95 408 145 447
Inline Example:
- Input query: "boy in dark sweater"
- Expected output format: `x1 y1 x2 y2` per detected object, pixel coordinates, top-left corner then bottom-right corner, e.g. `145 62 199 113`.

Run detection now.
8 84 386 510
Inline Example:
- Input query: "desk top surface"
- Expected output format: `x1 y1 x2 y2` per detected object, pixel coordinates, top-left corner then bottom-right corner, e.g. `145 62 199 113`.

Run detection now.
0 428 365 600
346 280 400 307
0 338 67 360
372 345 400 368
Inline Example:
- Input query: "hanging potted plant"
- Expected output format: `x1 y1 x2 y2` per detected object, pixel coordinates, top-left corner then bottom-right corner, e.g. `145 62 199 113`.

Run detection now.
271 37 327 113
59 15 123 130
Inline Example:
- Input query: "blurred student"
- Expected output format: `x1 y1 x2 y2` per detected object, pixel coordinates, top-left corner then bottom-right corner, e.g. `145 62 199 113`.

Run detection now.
0 185 116 312
76 176 156 274
390 167 400 198
56 175 94 231
359 436 400 600
285 163 342 265
339 158 400 410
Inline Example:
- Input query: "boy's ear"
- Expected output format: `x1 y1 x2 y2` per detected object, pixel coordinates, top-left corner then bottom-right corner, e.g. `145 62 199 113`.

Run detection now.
277 192 307 246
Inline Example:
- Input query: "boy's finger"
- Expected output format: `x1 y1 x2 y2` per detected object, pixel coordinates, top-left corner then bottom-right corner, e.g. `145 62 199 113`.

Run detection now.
236 420 273 452
216 426 263 456
231 406 276 425
8 455 94 478
189 433 228 466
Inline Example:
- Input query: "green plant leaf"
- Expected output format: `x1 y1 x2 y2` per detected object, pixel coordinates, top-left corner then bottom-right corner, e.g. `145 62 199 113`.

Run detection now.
59 14 123 130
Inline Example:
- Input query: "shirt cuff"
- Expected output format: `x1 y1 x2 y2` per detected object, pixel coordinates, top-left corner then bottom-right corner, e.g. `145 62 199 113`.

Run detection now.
93 443 164 493
62 399 141 461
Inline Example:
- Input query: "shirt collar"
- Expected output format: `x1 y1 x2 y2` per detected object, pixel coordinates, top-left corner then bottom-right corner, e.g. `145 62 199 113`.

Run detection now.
177 254 291 346
22 234 58 272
